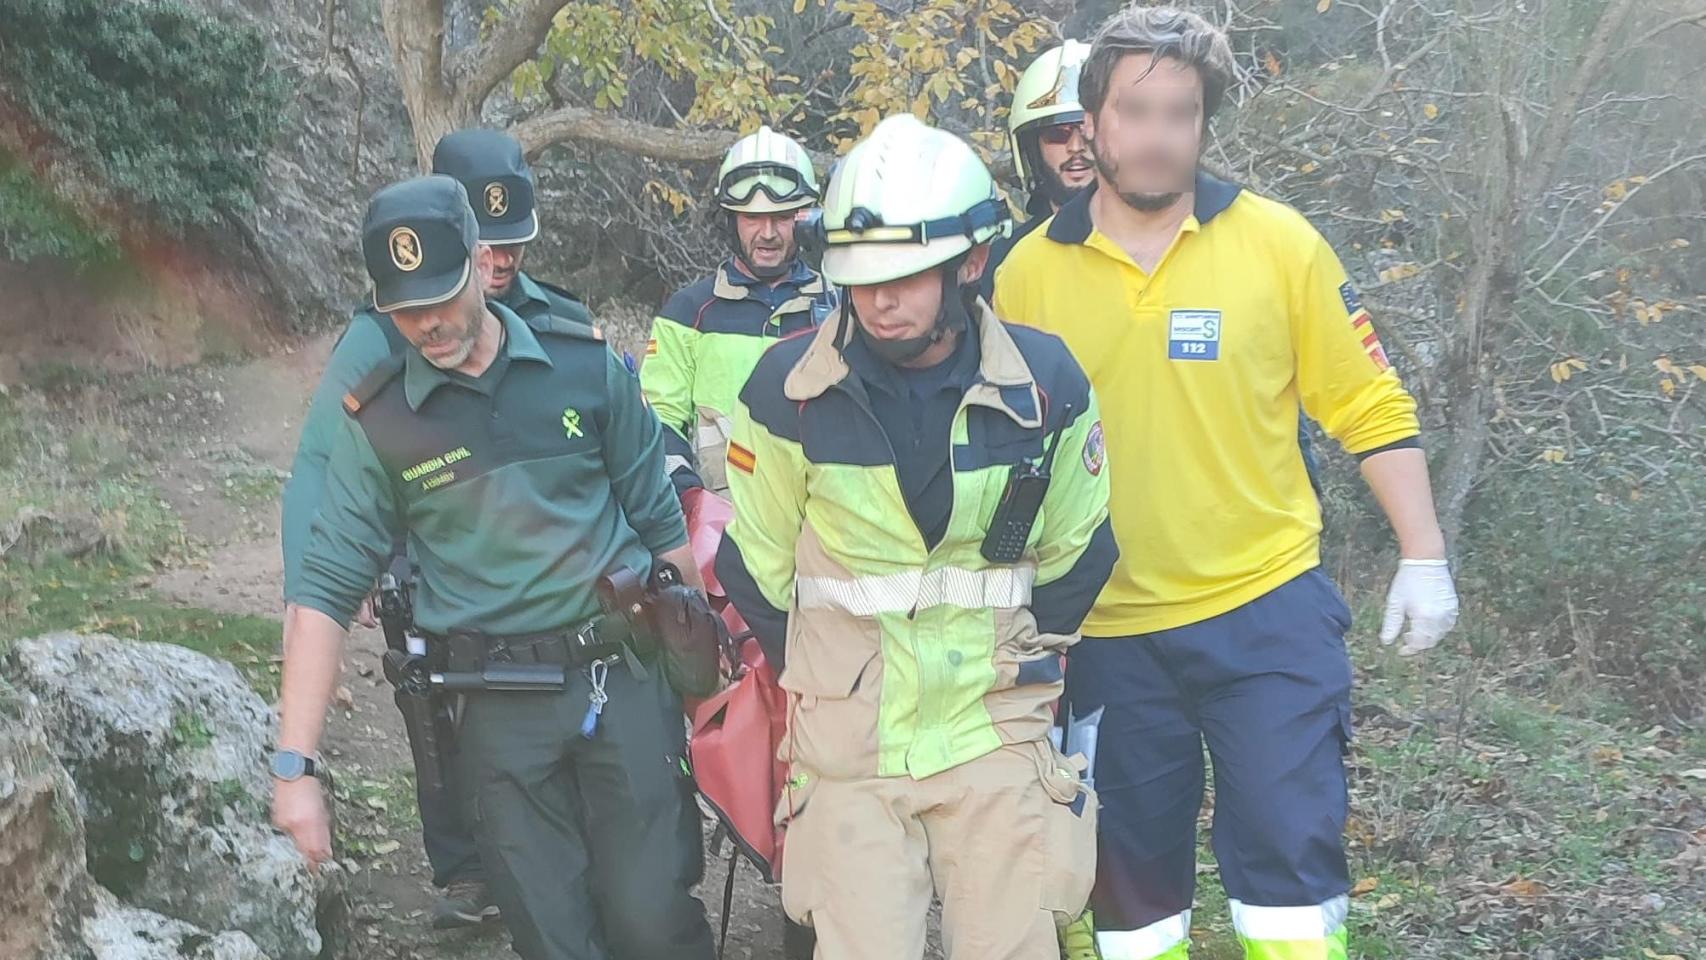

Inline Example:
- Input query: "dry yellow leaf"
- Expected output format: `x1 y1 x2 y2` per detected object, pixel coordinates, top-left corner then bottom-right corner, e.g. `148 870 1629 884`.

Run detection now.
1378 262 1422 283
1655 357 1677 375
1317 0 1333 11
1351 877 1379 897
1541 448 1566 464
1500 878 1548 899
793 0 807 13
1604 179 1628 201
1688 365 1706 381
1422 103 1440 120
1660 379 1677 398
1299 160 1319 174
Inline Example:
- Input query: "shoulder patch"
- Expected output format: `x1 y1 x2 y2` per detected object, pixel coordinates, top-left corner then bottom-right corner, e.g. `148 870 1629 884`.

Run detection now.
532 315 605 342
1082 420 1106 476
342 353 406 416
1339 281 1363 315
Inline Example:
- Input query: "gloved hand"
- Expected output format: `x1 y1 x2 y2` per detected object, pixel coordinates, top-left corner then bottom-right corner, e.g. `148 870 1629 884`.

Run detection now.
1380 558 1460 656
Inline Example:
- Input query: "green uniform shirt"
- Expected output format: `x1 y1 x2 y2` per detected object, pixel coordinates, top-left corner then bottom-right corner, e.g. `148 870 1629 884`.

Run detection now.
291 303 683 634
500 270 593 326
280 271 593 600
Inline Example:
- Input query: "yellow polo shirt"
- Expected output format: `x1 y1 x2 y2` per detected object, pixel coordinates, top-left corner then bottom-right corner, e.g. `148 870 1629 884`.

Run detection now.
993 173 1420 635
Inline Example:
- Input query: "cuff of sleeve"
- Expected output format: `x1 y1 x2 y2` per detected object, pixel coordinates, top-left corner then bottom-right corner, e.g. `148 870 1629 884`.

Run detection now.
1353 434 1423 461
641 517 691 556
292 595 354 632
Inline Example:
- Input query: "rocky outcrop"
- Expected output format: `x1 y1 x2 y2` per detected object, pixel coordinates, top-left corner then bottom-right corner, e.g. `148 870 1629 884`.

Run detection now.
180 0 416 328
82 888 272 960
0 678 285 960
0 681 95 960
2 633 344 960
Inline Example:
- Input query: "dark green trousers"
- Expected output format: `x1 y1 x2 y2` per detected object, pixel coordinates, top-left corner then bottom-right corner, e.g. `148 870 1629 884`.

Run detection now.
456 659 714 960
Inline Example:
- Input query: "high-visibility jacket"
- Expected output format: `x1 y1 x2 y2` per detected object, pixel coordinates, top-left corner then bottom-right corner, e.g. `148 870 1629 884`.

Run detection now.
642 258 834 490
715 300 1117 781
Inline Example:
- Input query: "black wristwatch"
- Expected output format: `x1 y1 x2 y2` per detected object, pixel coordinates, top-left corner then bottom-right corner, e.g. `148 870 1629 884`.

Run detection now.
270 749 323 782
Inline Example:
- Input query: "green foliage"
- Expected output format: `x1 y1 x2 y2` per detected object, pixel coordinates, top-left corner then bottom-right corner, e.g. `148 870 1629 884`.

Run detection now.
0 559 283 698
519 0 788 121
170 709 215 750
831 0 1049 154
1460 455 1706 719
0 0 287 231
0 152 120 267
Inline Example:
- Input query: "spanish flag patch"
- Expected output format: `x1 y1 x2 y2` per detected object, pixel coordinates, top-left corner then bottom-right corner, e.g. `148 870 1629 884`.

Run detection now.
727 442 757 475
1351 310 1390 371
645 339 659 357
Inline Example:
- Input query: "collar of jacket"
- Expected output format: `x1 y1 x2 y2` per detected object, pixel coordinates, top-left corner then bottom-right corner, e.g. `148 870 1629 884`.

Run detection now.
403 301 547 410
783 292 1042 429
1045 169 1243 245
713 258 825 302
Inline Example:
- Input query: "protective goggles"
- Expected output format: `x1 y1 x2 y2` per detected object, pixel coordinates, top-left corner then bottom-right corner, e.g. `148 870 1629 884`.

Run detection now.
821 197 1011 246
717 163 817 207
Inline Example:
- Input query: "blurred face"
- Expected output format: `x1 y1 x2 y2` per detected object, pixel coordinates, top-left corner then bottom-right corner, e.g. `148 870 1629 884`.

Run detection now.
735 211 799 275
1083 52 1205 211
1036 121 1095 203
392 246 495 370
849 246 990 348
486 243 527 296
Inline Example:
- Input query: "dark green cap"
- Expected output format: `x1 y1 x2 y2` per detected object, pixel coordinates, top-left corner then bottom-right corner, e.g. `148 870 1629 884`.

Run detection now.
432 129 539 245
361 175 479 313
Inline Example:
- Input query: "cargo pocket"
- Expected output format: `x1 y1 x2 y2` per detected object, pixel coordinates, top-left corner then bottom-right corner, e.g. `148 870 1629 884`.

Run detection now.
1027 740 1098 921
1335 700 1355 756
776 767 821 927
784 611 883 778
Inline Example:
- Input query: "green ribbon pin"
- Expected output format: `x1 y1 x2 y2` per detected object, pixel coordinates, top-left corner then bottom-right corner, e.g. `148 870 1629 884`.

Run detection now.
562 408 583 439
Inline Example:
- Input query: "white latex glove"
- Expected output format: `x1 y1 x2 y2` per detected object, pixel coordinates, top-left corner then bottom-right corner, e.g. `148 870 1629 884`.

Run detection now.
1380 559 1459 656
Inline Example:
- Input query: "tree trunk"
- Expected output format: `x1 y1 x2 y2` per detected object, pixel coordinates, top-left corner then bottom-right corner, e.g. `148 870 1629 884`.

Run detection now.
379 0 463 171
1432 0 1640 545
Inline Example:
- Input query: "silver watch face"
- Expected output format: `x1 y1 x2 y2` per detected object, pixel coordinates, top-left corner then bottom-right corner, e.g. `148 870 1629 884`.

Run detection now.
271 751 308 780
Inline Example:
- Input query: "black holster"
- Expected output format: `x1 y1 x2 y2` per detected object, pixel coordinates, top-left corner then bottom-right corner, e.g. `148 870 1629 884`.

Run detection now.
600 564 726 698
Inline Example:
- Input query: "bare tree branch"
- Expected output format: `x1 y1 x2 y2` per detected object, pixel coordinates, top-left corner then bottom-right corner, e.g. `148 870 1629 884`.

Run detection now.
452 0 568 116
1526 151 1706 290
513 105 737 162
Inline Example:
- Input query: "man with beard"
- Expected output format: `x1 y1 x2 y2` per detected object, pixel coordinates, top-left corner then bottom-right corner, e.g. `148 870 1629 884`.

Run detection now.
995 8 1459 960
979 40 1094 301
274 175 716 960
432 128 595 327
278 128 595 930
716 113 1112 960
642 126 835 493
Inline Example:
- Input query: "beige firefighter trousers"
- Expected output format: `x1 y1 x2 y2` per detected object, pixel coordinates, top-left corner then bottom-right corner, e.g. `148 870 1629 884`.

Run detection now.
779 740 1097 960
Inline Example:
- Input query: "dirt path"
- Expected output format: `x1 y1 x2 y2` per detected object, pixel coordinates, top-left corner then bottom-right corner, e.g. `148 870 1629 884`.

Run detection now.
140 333 795 960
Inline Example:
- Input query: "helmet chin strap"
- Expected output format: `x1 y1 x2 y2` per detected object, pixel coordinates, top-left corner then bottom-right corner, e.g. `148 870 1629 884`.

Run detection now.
859 261 973 366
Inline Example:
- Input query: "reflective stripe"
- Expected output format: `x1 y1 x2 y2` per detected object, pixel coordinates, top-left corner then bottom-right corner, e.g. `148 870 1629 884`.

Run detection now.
1239 925 1348 960
796 565 1035 616
1096 910 1191 960
1229 896 1349 941
1060 910 1100 960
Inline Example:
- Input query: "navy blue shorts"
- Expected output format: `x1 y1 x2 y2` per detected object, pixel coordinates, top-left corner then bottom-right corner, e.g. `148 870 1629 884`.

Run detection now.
1064 568 1355 933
